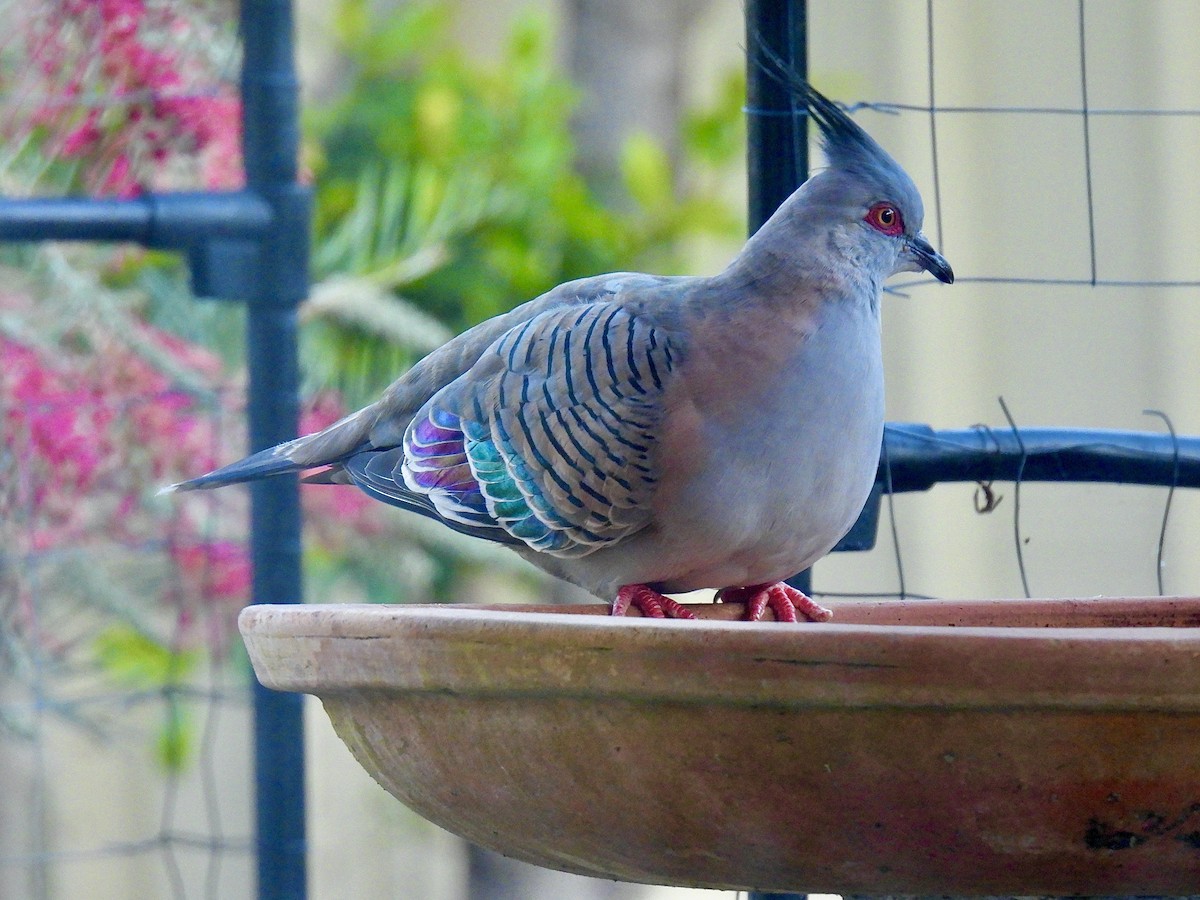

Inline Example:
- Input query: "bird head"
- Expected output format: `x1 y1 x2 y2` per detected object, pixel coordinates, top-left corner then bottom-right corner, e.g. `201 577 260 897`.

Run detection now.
748 38 955 291
799 83 953 286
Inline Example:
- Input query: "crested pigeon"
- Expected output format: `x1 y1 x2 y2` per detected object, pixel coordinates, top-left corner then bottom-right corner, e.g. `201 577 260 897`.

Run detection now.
165 81 953 622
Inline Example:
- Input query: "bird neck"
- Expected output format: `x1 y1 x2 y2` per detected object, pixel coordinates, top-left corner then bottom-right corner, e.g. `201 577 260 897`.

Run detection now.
720 169 897 307
714 226 879 317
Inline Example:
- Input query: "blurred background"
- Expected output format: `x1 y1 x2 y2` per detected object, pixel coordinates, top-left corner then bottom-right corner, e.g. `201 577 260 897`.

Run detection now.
2 0 1199 897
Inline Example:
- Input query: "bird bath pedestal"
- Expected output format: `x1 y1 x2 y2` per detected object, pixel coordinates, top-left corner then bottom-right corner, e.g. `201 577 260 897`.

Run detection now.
239 597 1200 896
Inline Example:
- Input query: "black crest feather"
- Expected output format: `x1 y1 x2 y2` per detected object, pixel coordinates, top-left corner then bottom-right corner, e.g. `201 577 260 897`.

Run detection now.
749 36 905 181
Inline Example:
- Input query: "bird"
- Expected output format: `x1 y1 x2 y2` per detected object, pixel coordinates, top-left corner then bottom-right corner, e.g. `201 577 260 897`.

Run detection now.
164 79 952 623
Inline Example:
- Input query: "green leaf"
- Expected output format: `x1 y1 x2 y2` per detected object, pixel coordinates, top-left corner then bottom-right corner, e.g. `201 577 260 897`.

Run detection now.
94 627 201 773
683 69 747 167
620 133 674 212
352 2 448 74
94 625 199 688
155 697 194 772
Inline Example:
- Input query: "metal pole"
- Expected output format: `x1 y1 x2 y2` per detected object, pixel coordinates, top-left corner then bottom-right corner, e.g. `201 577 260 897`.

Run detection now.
745 0 808 236
241 3 310 898
746 5 810 900
746 0 811 621
880 423 1200 492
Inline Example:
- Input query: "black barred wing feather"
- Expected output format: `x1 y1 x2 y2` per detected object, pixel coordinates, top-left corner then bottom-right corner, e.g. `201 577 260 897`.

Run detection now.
401 303 679 557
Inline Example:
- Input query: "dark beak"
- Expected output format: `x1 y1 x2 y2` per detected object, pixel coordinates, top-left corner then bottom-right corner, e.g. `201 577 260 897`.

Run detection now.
908 232 954 284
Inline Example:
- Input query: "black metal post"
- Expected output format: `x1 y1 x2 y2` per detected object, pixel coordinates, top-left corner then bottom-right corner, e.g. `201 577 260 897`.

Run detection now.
746 0 811 623
880 423 1200 492
745 0 808 237
746 10 811 900
241 3 310 899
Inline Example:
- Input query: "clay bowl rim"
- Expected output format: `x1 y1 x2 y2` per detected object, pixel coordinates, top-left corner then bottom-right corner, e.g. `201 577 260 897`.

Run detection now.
239 595 1200 712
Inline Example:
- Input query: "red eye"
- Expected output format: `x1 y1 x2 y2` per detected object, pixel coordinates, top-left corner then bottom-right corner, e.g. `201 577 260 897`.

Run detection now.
865 203 903 237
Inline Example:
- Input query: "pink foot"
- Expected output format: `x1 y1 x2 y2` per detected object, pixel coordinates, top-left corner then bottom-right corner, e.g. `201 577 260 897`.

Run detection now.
715 582 833 623
612 584 696 619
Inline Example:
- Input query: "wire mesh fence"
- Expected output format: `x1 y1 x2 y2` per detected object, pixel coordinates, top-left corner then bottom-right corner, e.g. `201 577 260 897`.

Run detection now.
803 0 1200 617
0 3 263 898
0 313 255 898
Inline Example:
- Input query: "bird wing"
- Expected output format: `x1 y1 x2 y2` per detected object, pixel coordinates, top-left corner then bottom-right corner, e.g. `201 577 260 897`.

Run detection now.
165 273 674 495
350 298 682 557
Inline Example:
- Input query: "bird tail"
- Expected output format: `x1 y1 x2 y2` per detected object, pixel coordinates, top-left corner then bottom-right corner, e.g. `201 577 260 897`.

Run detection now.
159 440 310 494
159 406 377 494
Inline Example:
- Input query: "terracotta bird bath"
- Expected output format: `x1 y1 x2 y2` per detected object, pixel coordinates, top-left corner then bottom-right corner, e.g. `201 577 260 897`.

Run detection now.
240 596 1200 895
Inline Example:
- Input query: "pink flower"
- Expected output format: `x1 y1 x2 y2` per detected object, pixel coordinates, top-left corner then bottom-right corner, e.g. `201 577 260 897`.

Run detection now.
140 321 224 373
15 1 244 196
298 392 388 537
171 539 252 603
99 153 139 198
2 291 256 659
101 0 144 33
61 111 102 157
300 390 348 434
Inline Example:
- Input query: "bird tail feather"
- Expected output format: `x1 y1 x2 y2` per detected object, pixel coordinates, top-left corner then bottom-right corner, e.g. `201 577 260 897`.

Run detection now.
159 440 312 494
159 406 377 494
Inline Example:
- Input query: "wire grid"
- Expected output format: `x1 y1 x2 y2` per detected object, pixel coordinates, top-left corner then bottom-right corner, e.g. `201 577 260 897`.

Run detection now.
0 369 255 899
883 0 1200 291
0 3 254 897
796 0 1200 616
0 319 258 900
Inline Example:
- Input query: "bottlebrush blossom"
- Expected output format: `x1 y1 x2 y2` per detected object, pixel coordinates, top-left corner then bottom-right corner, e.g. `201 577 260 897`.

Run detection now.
170 538 251 604
2 307 389 654
2 324 223 554
14 0 243 196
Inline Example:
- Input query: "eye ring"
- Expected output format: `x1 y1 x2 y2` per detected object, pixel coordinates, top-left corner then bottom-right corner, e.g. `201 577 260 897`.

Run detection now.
865 202 904 237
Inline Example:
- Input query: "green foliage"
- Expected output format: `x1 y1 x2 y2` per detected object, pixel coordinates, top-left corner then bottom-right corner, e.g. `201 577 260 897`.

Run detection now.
683 68 749 169
94 625 202 771
305 0 743 401
94 626 200 687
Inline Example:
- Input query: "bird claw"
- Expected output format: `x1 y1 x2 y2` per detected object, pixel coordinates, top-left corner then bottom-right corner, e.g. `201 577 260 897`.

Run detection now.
716 582 832 623
612 584 696 619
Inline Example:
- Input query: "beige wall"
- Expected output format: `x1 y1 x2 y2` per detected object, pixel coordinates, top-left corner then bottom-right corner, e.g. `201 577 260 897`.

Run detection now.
805 0 1200 602
0 673 255 899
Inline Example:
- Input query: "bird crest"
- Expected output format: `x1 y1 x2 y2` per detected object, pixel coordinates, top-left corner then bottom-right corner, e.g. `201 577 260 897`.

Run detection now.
750 40 918 198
